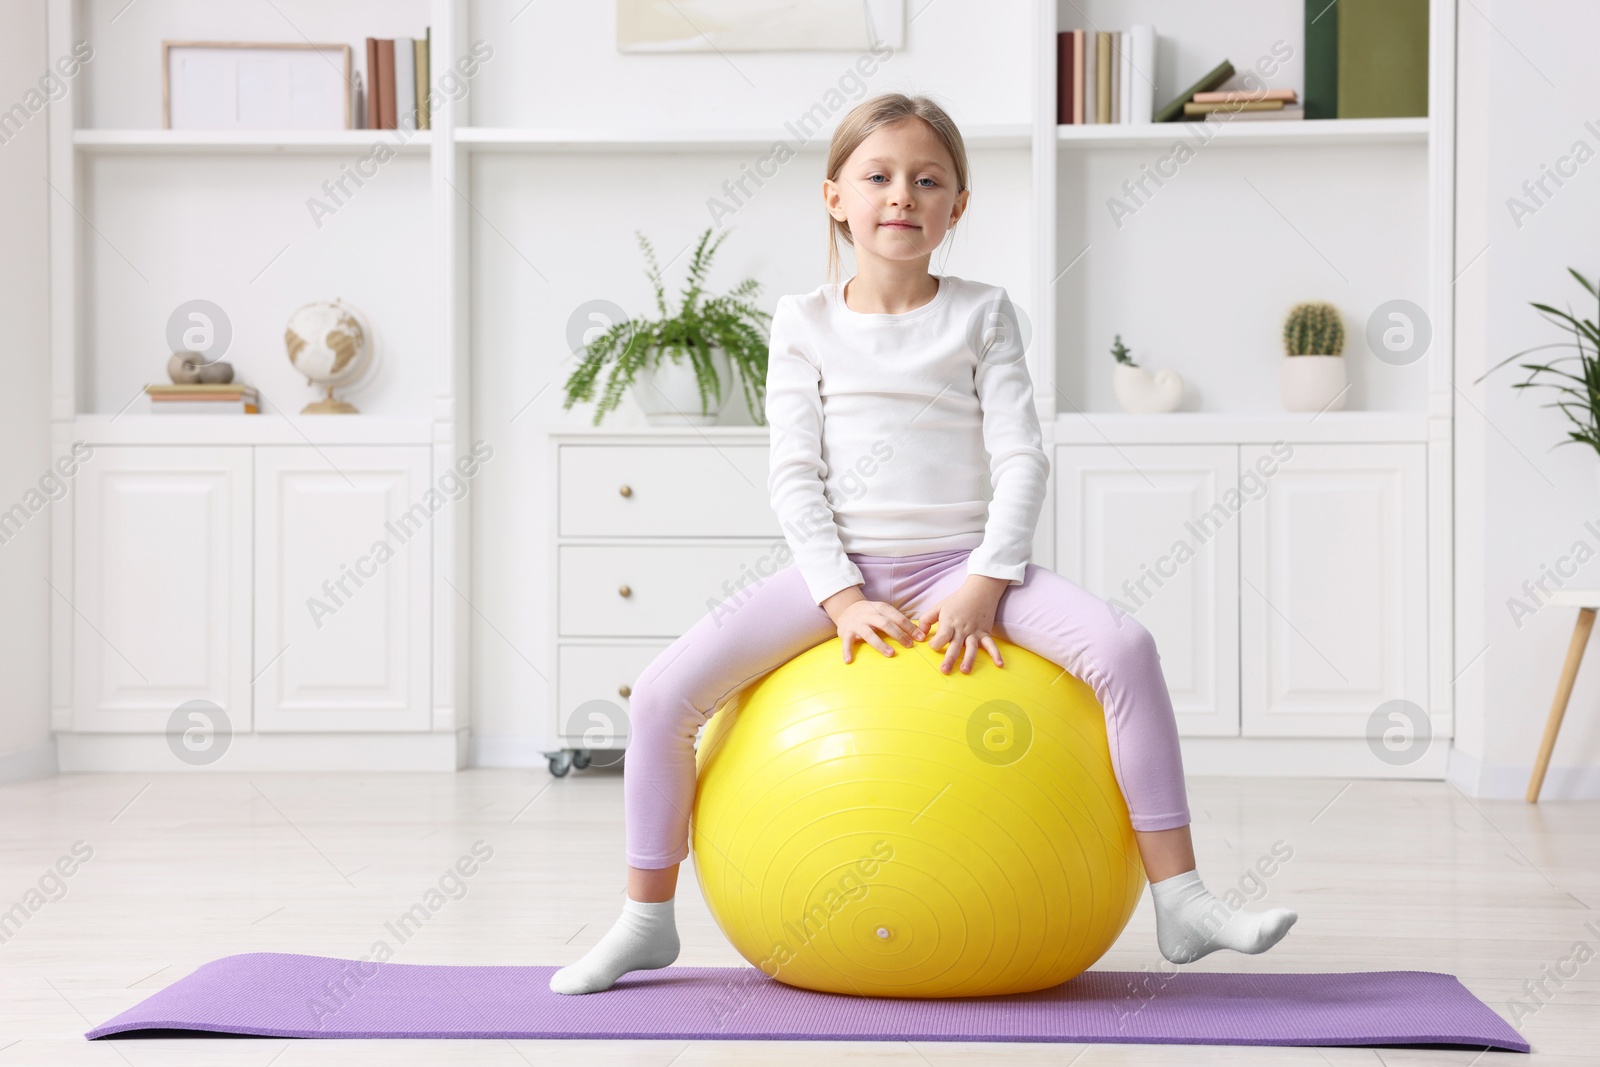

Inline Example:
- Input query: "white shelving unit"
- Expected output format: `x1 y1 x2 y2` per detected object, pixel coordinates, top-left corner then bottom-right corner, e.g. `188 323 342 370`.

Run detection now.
45 0 1456 775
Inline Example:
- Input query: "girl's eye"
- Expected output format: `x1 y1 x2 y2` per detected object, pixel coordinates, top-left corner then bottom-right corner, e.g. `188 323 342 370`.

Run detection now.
868 175 937 187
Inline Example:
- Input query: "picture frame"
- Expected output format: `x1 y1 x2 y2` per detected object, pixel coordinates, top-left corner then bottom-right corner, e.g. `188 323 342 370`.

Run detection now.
163 41 353 130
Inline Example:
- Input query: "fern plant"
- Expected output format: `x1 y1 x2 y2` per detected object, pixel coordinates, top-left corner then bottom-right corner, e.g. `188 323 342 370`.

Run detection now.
563 226 772 426
1477 267 1600 457
1283 301 1345 356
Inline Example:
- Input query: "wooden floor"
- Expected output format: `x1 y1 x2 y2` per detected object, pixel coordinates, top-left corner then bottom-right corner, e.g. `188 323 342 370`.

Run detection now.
1 768 1593 1065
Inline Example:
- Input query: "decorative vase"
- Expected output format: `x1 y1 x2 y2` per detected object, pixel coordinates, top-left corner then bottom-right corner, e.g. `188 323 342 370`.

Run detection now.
631 346 733 426
1281 355 1348 412
1112 363 1184 414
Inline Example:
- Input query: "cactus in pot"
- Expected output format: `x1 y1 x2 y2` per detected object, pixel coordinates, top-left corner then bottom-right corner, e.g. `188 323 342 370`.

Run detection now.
1280 301 1349 412
1284 301 1346 357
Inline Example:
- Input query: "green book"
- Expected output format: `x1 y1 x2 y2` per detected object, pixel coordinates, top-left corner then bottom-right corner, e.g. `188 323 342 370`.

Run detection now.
1336 0 1429 118
1304 0 1338 119
1153 60 1235 123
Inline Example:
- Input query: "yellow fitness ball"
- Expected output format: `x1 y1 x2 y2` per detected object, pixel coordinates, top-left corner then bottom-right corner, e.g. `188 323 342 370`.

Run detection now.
691 628 1146 999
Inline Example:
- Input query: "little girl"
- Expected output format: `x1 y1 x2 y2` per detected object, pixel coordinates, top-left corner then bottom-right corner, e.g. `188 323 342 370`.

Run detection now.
551 92 1297 996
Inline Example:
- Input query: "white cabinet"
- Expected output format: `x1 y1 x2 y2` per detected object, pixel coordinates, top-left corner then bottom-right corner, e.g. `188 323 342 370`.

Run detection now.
71 447 252 732
66 443 434 753
1055 440 1429 743
1054 445 1240 736
547 431 781 775
253 447 432 732
1239 443 1428 737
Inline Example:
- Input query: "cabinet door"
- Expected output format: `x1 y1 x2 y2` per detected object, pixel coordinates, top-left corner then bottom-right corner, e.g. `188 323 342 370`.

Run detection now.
1054 445 1240 736
254 446 431 731
1239 443 1426 736
72 447 252 732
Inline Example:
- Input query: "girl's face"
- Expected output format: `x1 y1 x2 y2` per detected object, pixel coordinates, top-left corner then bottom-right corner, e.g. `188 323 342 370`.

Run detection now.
825 118 968 266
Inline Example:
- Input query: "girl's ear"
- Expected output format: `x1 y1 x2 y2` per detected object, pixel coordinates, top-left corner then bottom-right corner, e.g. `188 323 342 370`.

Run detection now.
822 178 847 223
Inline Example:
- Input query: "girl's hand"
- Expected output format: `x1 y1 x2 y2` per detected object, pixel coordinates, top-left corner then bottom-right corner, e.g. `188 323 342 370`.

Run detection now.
920 575 1008 674
822 587 926 664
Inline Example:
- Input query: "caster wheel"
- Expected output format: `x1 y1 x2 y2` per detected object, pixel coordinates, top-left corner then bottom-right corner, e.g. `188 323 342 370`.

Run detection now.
548 753 573 777
573 751 592 770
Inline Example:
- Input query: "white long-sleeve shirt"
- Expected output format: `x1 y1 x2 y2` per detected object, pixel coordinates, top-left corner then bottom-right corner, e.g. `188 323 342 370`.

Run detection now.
765 273 1049 605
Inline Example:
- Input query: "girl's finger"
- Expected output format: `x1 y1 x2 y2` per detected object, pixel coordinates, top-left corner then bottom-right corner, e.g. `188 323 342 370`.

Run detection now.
960 633 978 674
863 629 896 658
981 634 1004 667
881 611 918 647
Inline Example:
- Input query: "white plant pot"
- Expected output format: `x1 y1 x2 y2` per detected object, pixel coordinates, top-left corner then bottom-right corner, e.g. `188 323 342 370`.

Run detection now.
1281 355 1348 412
631 346 733 426
1112 363 1184 414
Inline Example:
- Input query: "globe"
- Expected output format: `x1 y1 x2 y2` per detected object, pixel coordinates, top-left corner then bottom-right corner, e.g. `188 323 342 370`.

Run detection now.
285 299 372 413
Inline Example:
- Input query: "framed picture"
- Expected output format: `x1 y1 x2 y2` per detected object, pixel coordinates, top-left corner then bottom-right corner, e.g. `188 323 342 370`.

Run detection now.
616 0 905 52
163 41 353 130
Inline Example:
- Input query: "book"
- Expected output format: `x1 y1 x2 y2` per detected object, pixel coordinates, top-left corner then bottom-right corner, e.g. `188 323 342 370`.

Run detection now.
1072 30 1084 123
1118 30 1132 125
1184 99 1286 115
394 37 415 130
1305 0 1338 118
1128 24 1154 124
149 398 260 414
1154 59 1234 122
1192 87 1297 103
1056 31 1075 124
375 38 396 129
364 38 380 129
1337 0 1428 117
1095 32 1111 123
145 383 259 399
1205 105 1304 122
1082 29 1097 124
146 383 260 413
1110 30 1121 124
416 29 430 129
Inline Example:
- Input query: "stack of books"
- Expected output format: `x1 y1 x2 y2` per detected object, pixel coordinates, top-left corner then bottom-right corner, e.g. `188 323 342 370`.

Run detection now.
363 30 431 131
145 383 260 414
1056 26 1155 125
1191 88 1303 122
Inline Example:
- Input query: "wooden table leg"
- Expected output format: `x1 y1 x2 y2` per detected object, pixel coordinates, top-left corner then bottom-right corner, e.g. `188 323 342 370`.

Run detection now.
1527 607 1596 803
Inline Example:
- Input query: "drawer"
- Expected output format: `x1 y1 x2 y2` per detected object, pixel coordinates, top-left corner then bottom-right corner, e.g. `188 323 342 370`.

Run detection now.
560 542 791 637
556 642 669 743
560 444 780 538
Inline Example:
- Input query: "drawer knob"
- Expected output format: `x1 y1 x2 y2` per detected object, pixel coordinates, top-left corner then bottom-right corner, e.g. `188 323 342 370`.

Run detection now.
618 584 632 598
619 484 633 498
618 684 632 698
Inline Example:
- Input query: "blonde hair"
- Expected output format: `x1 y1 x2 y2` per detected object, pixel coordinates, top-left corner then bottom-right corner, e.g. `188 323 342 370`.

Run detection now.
824 93 969 283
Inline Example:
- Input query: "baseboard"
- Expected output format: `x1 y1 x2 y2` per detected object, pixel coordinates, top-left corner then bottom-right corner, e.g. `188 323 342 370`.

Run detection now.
1176 736 1449 778
470 734 563 768
472 734 1452 778
1446 745 1600 799
0 738 58 784
55 730 469 772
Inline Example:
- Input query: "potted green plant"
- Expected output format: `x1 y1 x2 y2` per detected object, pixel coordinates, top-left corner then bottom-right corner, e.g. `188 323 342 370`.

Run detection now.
1109 333 1184 413
1281 301 1347 412
563 226 771 426
1477 267 1600 496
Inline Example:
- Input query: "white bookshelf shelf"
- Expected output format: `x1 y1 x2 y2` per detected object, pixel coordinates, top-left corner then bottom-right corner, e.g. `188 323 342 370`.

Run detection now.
455 124 1033 153
1055 116 1428 148
73 129 433 154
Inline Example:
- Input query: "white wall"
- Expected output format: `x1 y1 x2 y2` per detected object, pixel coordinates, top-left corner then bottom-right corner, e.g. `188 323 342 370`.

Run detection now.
1453 0 1600 797
0 0 58 782
464 1 1037 757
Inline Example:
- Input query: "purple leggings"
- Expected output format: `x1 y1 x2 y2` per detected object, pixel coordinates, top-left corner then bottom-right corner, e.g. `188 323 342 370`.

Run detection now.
623 547 1192 869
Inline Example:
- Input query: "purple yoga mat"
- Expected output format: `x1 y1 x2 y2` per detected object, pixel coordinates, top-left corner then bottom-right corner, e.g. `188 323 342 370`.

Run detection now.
84 952 1528 1052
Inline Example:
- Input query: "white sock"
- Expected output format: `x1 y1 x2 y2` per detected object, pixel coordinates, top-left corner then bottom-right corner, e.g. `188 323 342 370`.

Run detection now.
1148 869 1297 964
548 896 680 995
